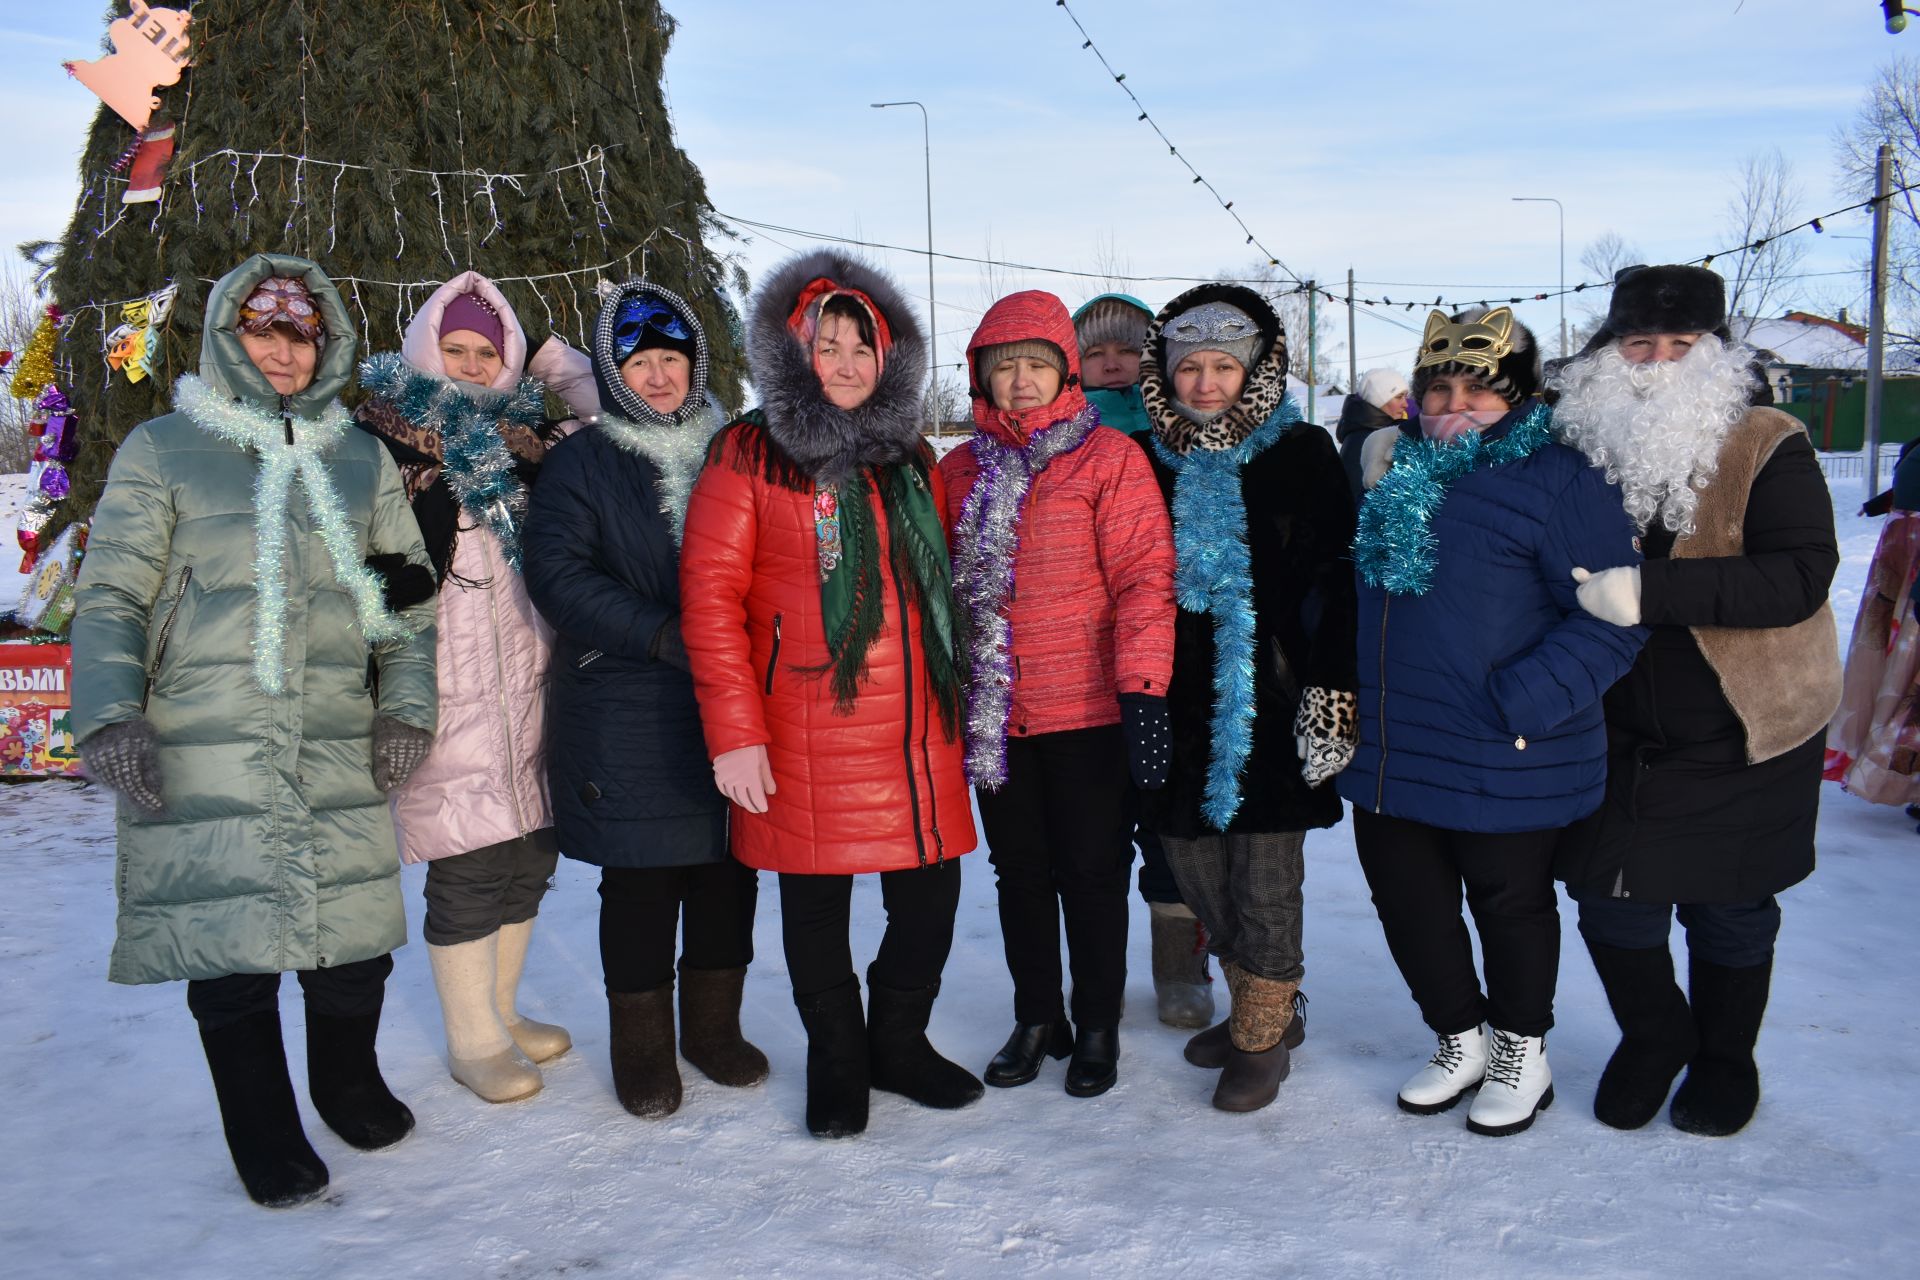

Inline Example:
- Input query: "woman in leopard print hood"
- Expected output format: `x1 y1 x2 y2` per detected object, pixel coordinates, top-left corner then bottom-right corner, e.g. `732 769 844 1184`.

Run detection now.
1128 283 1358 1113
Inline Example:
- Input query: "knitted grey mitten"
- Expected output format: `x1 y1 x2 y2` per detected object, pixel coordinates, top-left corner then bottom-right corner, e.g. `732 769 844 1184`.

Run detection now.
79 719 166 816
372 716 434 792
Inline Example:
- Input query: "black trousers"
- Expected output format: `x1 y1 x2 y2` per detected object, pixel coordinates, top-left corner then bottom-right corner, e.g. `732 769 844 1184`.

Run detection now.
597 860 759 995
421 829 560 946
779 863 962 1000
185 953 394 1032
1572 891 1782 968
1133 822 1184 905
977 725 1133 1028
1351 809 1560 1038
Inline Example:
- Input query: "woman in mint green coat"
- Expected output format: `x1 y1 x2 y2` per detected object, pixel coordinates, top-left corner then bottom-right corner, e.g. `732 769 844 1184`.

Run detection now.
72 253 439 1208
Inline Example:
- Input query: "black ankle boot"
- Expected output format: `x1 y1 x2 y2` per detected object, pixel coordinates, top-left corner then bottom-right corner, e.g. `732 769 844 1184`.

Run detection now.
198 1009 329 1208
1064 1025 1119 1098
866 975 984 1110
1671 955 1773 1137
1585 941 1697 1131
985 1018 1073 1088
306 1009 415 1151
793 977 869 1138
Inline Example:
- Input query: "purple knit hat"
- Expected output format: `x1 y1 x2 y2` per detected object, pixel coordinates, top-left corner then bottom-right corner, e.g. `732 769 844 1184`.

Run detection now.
441 291 505 350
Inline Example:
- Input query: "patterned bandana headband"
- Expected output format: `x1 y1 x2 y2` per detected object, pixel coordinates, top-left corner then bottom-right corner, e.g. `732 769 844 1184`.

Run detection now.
786 276 894 374
238 275 326 345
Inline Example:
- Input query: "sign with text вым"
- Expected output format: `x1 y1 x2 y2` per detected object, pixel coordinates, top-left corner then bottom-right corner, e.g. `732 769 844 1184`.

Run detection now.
0 644 81 777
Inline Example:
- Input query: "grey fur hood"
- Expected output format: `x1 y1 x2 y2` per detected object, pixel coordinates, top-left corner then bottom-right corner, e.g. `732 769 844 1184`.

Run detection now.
746 249 927 486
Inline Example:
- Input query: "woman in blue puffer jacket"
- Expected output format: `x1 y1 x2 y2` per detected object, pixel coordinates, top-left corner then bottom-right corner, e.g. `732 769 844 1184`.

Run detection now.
1340 308 1644 1138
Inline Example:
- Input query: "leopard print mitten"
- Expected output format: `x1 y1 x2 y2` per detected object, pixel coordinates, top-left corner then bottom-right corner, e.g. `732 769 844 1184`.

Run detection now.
1293 687 1358 787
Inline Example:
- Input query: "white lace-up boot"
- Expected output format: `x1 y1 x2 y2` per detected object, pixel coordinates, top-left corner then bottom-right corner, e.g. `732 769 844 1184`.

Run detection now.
1397 1025 1489 1115
1466 1029 1553 1136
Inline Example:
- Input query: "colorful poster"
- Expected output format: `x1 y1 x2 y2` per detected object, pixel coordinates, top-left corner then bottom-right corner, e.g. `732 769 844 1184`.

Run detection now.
0 643 80 777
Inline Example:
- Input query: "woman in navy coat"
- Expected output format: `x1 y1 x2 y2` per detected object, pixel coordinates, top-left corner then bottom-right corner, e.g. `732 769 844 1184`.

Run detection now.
1341 308 1645 1137
522 282 765 1119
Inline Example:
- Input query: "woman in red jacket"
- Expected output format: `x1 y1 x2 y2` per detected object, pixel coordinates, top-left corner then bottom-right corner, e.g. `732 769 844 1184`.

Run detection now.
941 290 1176 1098
679 250 981 1139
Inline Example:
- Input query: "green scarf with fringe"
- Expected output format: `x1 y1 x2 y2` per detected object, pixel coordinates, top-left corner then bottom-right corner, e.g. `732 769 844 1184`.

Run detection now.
731 410 962 736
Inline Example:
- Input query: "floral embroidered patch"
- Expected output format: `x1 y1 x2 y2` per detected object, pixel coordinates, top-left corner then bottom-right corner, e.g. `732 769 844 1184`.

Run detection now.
814 485 843 583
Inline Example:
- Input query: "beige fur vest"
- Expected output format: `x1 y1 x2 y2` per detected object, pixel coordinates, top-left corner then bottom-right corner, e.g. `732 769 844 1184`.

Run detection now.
1670 407 1842 764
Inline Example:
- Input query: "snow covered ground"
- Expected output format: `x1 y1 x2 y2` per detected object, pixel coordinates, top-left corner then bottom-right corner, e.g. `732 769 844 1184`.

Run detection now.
2 478 1916 1279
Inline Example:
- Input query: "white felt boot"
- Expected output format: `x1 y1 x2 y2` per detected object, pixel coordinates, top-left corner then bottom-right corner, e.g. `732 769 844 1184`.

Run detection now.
1397 1025 1489 1115
428 937 542 1103
1466 1029 1554 1136
495 919 572 1063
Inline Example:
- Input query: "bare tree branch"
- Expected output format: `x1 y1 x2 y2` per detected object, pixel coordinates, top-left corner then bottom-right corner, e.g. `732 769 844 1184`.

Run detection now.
1722 149 1810 340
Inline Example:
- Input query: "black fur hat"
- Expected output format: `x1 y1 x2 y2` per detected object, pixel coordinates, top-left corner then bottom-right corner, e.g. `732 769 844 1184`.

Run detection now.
1580 264 1729 354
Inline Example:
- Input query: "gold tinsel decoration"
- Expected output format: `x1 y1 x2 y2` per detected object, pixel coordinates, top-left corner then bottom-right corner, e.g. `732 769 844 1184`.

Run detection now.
8 307 62 401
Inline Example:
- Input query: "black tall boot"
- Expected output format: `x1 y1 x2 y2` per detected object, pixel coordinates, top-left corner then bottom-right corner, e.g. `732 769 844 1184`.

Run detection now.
793 977 869 1138
609 984 682 1119
679 965 770 1088
1584 941 1697 1131
866 973 985 1111
198 1009 329 1207
1670 955 1773 1137
306 1009 416 1151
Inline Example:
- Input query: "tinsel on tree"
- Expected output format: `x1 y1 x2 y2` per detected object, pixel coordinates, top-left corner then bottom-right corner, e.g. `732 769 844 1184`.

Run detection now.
44 0 745 525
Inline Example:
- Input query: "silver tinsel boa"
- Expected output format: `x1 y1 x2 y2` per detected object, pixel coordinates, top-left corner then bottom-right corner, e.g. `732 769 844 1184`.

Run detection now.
949 402 1100 789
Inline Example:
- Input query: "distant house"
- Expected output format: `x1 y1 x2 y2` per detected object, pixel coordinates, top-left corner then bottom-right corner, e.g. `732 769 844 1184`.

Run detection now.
1736 311 1920 402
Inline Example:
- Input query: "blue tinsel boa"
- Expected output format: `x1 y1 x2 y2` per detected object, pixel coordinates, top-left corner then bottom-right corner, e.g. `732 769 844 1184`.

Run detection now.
358 353 548 572
1150 395 1301 830
1353 400 1554 597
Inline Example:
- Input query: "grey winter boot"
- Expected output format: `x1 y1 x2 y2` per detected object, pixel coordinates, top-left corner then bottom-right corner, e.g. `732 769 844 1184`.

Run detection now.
1150 902 1216 1029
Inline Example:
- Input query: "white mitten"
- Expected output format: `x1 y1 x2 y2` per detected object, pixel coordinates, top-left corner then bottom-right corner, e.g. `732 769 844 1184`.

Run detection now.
1571 566 1642 627
1360 429 1400 490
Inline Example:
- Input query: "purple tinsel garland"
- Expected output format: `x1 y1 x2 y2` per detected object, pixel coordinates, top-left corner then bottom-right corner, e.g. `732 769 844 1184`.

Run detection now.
950 402 1100 789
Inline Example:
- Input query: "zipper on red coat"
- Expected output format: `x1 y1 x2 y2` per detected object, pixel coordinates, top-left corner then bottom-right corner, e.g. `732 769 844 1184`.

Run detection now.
887 514 929 869
765 613 783 696
1374 594 1390 813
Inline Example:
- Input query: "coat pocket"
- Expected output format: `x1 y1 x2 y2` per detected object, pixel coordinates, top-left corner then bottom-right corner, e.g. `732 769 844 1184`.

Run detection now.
141 566 194 713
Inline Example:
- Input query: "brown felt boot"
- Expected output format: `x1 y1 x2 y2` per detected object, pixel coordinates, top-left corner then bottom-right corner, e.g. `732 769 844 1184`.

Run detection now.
678 965 770 1088
609 984 681 1119
1212 973 1299 1113
1186 961 1307 1069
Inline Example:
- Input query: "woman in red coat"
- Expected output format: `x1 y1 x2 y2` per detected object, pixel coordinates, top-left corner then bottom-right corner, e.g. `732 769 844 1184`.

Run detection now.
679 250 981 1139
941 290 1176 1098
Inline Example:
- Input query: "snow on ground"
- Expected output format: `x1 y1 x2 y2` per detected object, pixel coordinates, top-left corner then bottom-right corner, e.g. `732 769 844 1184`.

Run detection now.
2 477 1917 1279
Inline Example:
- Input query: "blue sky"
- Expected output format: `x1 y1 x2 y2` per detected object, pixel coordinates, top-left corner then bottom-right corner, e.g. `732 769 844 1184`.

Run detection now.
0 1 1901 380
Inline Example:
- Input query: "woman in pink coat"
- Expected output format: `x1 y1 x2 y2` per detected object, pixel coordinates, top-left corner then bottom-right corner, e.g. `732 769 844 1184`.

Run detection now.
356 272 574 1103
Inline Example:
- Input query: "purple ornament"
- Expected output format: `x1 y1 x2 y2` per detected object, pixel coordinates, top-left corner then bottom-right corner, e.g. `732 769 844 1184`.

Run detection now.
36 386 71 416
37 463 70 501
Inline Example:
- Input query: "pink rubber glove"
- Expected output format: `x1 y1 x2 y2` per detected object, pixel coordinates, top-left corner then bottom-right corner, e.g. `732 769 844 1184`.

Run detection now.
713 744 776 814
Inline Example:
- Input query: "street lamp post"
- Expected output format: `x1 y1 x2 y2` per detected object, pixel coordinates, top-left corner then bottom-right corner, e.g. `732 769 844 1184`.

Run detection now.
1512 196 1566 359
872 100 939 435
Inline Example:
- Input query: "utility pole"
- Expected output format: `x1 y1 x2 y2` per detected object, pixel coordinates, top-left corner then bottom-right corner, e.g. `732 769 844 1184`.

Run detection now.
872 101 937 435
1868 142 1893 496
1346 268 1357 393
1306 281 1318 414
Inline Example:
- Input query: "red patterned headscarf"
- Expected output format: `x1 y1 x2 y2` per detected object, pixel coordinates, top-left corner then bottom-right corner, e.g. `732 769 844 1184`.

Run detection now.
238 275 326 345
786 276 892 374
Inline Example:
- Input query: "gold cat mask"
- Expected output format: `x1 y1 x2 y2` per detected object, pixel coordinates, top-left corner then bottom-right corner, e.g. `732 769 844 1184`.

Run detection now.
1414 307 1516 375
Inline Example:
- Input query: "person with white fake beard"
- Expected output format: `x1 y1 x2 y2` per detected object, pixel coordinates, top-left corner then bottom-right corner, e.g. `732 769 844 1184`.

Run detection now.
1551 265 1842 1139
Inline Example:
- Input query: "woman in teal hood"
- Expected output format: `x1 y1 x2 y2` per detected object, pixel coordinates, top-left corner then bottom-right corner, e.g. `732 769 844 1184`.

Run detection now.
73 253 440 1208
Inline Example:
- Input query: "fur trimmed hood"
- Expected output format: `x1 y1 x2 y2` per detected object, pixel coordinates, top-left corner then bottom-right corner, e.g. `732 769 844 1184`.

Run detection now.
746 249 928 486
1141 284 1289 454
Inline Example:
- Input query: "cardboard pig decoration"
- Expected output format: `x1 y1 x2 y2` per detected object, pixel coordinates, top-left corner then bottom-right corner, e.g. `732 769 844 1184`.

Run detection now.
65 1 192 132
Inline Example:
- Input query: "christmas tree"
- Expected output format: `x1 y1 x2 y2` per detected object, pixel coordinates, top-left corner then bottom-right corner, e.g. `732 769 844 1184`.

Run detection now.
40 0 743 527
